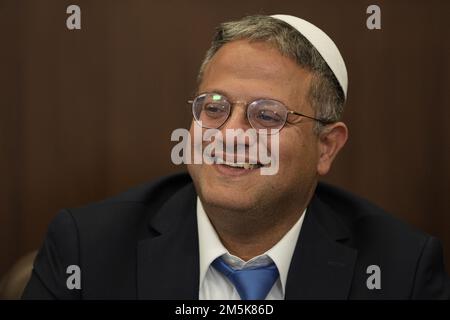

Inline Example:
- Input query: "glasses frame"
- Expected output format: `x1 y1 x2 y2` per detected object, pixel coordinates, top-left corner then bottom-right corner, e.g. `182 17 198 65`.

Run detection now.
187 92 335 133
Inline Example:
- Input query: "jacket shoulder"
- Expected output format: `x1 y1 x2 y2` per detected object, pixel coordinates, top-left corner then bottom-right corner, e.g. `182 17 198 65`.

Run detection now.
70 172 192 214
67 172 193 235
315 182 449 299
316 182 427 238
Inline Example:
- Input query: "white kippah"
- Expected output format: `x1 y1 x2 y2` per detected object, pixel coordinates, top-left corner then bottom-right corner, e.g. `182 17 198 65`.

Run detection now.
270 14 348 99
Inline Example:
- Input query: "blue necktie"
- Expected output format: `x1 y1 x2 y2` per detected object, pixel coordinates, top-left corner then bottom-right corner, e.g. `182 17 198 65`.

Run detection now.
212 257 279 300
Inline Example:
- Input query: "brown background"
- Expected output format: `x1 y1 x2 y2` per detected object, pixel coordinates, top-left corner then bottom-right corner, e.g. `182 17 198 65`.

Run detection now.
1 0 449 277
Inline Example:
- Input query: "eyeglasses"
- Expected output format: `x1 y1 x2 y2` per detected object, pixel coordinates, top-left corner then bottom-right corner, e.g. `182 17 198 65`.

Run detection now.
188 92 334 134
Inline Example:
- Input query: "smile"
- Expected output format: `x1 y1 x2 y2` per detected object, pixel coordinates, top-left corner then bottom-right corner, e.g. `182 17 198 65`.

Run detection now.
213 158 264 170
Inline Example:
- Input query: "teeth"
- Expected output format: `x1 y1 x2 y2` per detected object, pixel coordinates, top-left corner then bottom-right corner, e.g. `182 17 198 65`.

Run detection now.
243 163 255 170
212 157 261 169
223 161 258 169
226 162 244 168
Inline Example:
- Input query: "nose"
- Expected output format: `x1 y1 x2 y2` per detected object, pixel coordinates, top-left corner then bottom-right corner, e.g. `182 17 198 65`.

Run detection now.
219 103 255 156
221 102 252 132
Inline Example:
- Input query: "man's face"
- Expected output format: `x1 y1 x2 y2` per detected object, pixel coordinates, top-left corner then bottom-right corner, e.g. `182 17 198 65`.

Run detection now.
187 40 321 213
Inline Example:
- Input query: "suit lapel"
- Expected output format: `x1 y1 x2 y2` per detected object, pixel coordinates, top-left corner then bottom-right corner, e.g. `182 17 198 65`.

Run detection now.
137 183 199 299
285 194 358 299
136 179 358 300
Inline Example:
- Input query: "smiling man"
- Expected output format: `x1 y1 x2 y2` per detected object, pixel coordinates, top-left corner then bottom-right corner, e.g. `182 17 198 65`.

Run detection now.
22 14 449 300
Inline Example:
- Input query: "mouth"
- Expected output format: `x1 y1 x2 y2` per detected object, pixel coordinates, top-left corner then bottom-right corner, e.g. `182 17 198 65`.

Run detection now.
214 157 264 170
205 154 268 177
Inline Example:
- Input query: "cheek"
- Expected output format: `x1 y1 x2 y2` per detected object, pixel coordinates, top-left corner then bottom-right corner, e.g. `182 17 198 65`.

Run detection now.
278 128 318 175
187 122 203 179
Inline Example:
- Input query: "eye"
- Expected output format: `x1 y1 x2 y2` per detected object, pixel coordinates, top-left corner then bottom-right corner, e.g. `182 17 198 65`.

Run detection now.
204 103 227 118
256 110 282 123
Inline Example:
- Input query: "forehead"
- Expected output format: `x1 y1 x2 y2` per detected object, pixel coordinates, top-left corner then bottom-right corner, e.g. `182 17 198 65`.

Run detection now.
200 40 312 105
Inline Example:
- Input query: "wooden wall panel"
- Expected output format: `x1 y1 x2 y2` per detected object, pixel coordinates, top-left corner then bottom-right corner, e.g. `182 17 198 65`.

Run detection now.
1 0 449 278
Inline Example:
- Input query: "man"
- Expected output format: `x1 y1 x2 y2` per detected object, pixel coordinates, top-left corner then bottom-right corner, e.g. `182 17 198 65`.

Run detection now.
23 14 449 299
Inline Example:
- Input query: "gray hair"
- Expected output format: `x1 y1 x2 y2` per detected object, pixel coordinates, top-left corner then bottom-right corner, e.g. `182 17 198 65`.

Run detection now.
197 15 345 134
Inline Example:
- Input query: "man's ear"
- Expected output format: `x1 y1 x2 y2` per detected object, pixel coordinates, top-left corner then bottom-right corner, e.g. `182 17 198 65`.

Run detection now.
317 122 348 176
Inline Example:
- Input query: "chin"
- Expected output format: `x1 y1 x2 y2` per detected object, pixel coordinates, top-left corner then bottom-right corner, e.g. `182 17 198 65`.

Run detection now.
199 185 257 212
188 164 276 212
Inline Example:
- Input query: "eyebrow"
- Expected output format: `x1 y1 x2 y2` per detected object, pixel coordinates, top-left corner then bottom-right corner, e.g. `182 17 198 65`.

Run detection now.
198 88 288 105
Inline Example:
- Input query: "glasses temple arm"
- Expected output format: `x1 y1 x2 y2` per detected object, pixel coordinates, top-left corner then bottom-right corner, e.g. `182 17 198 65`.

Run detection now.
289 111 335 125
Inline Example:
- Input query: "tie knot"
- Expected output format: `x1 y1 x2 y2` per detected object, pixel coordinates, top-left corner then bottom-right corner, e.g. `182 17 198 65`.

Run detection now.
212 256 279 300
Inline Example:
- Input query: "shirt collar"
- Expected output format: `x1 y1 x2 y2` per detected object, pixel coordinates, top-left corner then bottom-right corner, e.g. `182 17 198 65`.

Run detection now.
197 197 306 295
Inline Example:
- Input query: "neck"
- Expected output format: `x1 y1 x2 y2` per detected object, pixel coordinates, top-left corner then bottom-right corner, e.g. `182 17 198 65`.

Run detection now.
202 188 314 261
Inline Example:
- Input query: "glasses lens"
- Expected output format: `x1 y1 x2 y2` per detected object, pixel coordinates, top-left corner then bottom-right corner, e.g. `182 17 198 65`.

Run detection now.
247 99 287 132
192 93 230 129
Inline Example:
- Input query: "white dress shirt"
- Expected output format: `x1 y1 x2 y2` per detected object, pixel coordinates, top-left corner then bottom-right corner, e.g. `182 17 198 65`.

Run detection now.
197 197 306 300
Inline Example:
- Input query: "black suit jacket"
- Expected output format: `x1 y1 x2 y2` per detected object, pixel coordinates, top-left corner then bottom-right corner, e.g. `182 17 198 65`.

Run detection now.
22 172 449 299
